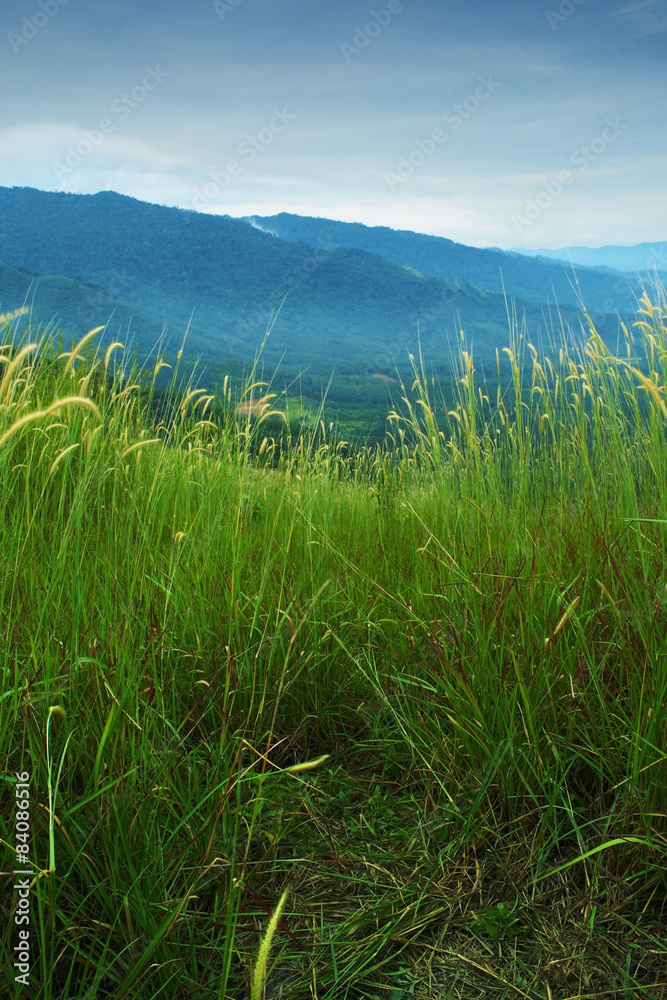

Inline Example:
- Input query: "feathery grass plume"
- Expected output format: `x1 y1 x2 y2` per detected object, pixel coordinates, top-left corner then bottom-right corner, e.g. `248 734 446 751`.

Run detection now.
543 595 581 650
48 442 80 477
236 389 275 418
180 387 208 413
0 396 101 448
121 438 162 459
0 343 38 400
104 341 124 369
46 706 71 875
60 327 105 374
250 889 288 1000
0 306 29 326
283 753 330 773
1 291 666 996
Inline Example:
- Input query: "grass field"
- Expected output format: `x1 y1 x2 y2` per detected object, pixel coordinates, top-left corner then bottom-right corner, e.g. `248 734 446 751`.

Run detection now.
1 295 666 999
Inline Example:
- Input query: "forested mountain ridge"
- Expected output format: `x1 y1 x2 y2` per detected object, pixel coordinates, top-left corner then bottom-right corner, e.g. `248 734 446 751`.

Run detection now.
0 186 632 440
1 185 622 366
511 241 667 275
241 212 644 312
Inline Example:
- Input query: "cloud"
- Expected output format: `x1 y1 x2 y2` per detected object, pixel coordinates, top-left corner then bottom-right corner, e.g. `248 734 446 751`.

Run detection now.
0 0 664 248
245 217 280 236
611 0 667 35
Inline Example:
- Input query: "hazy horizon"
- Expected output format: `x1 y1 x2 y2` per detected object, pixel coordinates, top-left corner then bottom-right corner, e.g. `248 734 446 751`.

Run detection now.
1 0 665 250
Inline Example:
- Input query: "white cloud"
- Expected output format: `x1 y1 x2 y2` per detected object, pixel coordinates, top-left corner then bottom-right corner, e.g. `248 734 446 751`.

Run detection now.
612 0 667 36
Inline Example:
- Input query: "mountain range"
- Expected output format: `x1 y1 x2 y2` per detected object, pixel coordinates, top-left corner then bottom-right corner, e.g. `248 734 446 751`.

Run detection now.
240 212 650 311
0 185 657 439
511 242 667 275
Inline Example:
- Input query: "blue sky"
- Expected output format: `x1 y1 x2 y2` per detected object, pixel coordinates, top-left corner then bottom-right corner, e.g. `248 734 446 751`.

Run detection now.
1 0 665 248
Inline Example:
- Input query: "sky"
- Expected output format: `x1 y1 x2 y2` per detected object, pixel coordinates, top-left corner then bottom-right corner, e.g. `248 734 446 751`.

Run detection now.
0 0 665 249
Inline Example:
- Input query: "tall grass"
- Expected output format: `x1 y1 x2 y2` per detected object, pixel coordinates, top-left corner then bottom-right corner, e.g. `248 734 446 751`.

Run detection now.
1 296 666 998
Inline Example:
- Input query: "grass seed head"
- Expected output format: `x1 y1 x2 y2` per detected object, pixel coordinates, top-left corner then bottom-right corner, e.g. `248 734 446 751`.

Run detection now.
250 889 288 1000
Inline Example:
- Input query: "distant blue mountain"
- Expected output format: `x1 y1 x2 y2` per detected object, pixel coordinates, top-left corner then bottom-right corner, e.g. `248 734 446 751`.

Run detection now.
0 186 640 441
0 185 628 371
240 212 648 312
510 242 667 275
